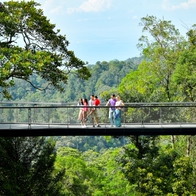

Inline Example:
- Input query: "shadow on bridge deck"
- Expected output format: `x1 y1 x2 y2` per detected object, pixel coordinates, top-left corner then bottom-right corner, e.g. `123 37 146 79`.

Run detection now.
0 123 196 136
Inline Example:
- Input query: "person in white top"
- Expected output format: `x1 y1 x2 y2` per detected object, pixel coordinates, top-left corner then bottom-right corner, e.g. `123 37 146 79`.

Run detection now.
115 95 124 127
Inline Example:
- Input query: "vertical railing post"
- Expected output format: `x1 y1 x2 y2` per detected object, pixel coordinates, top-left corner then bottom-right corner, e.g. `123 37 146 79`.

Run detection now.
141 106 144 125
66 105 69 126
16 103 19 123
159 107 162 124
47 107 50 128
33 104 37 123
28 107 31 129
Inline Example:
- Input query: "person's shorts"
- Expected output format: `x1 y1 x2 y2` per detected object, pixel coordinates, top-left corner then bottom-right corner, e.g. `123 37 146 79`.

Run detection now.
90 108 98 118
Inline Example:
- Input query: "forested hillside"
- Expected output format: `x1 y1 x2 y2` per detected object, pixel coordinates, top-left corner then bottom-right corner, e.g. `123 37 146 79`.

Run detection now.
0 57 142 103
55 136 129 152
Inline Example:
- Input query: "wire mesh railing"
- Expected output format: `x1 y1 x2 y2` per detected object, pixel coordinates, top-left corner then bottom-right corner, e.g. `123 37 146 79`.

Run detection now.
0 102 196 126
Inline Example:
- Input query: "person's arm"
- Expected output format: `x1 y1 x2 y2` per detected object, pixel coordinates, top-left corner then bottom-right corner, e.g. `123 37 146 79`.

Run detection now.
106 99 110 106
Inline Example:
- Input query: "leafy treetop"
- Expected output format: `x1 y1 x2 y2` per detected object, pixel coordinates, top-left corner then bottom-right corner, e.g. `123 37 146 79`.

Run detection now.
0 0 91 99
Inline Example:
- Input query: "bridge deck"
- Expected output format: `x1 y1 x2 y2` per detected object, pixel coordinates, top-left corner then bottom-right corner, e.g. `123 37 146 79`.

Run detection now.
0 123 196 136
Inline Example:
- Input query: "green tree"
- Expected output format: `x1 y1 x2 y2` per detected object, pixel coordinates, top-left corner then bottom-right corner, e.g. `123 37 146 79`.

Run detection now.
172 24 196 102
172 157 194 195
84 148 133 196
0 0 91 99
118 15 186 102
138 15 185 101
119 136 196 195
55 147 94 196
0 137 65 196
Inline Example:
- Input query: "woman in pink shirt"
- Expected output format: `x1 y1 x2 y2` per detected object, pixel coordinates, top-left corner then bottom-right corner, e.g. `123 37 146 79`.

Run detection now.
82 98 89 127
77 98 84 125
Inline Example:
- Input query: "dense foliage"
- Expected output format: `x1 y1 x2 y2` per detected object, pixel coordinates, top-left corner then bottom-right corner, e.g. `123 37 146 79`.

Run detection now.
55 136 129 152
0 0 91 99
0 57 142 102
117 15 196 103
0 137 65 196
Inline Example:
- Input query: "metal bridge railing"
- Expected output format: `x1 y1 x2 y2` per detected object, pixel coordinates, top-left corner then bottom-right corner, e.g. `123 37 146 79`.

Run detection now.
0 102 196 127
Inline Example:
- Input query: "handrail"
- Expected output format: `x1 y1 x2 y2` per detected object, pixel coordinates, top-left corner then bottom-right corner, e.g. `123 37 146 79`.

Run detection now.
0 101 196 106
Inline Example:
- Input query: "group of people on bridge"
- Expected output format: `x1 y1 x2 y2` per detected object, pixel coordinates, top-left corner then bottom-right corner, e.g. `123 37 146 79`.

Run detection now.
77 94 124 128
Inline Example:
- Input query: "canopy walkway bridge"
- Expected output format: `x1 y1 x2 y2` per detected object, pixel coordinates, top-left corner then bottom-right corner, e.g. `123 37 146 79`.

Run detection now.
0 102 196 136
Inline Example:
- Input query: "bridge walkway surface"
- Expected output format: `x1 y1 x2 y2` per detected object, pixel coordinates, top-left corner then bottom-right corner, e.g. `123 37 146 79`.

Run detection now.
0 123 196 136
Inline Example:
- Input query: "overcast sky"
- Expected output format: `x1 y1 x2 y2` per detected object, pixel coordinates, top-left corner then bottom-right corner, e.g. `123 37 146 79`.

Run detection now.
4 0 196 64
